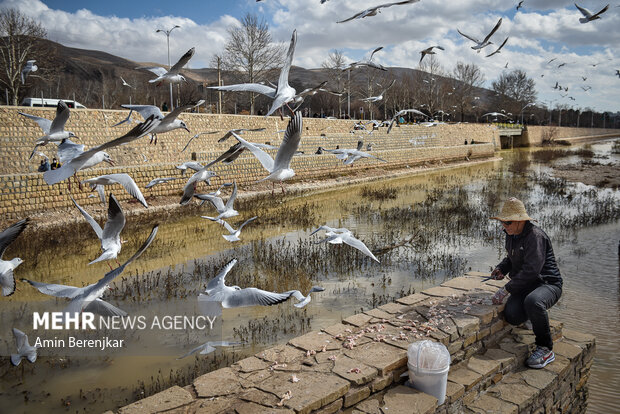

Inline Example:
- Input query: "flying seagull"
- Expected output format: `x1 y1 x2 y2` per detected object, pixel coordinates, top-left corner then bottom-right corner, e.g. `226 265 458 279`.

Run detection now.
419 46 444 64
217 128 266 143
199 259 323 308
21 60 38 84
231 112 302 194
181 131 219 152
179 168 218 205
210 216 258 242
137 47 195 85
177 341 245 360
176 161 204 175
360 79 396 103
10 328 38 366
337 0 420 23
51 138 115 190
145 177 182 189
209 30 297 117
319 144 387 166
0 218 29 297
310 225 380 263
20 100 76 159
347 47 387 71
71 194 126 266
387 109 428 133
81 173 148 208
22 225 158 318
44 116 158 186
486 37 509 58
120 100 203 144
574 3 609 23
120 77 135 88
198 181 239 219
516 1 524 10
457 18 503 52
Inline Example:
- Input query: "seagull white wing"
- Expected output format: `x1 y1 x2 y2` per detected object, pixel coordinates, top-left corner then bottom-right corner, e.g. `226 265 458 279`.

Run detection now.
222 287 294 308
574 3 592 17
21 278 82 298
160 100 204 126
278 30 296 90
121 104 163 120
224 181 238 210
83 298 128 317
273 112 302 171
146 177 179 188
486 37 508 57
18 112 52 134
231 133 274 173
0 218 28 259
49 101 70 134
483 18 502 43
199 194 226 212
205 258 238 294
138 66 167 77
457 29 480 44
220 220 236 234
237 216 257 232
57 139 84 163
102 174 148 208
341 233 380 263
169 47 195 74
210 83 276 97
71 197 103 240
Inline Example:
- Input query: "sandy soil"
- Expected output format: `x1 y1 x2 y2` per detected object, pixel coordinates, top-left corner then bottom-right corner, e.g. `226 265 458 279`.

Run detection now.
552 162 620 189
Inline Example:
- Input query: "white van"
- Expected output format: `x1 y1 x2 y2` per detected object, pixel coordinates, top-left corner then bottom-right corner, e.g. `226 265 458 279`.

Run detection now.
20 98 86 109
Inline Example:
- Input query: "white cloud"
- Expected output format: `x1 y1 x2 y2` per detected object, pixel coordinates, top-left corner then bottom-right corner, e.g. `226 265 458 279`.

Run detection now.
0 0 618 111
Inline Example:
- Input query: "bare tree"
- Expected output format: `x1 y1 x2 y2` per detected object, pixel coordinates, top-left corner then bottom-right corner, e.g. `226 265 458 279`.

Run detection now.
451 61 485 122
418 55 446 116
321 50 348 116
0 8 48 105
219 13 284 115
492 69 537 115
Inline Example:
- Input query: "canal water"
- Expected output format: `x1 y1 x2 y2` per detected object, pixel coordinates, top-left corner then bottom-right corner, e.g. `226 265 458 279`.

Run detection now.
0 139 618 413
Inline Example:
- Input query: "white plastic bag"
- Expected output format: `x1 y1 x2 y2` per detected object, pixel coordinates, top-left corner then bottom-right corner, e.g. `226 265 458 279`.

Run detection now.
407 340 450 372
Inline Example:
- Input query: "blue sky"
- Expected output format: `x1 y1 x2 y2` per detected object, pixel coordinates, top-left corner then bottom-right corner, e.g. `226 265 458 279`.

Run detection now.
2 0 619 112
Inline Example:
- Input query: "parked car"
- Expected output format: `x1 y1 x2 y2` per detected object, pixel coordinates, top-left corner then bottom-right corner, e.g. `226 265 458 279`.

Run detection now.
20 98 86 109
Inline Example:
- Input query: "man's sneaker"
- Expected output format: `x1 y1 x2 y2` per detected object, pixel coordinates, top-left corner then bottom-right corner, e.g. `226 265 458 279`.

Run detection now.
523 320 533 330
526 346 555 369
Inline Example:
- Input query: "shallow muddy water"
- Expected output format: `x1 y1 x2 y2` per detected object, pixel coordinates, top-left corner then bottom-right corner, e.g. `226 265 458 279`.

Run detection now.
1 139 618 413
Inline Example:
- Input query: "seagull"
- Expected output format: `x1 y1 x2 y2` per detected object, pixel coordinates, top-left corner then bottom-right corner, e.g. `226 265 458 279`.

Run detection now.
181 131 219 152
21 60 37 84
137 47 195 85
615 69 620 78
217 128 266 143
574 3 609 23
53 138 114 190
318 145 387 166
0 218 29 297
145 177 182 189
310 225 380 263
581 76 587 81
337 0 420 23
387 109 428 133
360 79 396 103
20 100 76 159
176 161 204 175
22 225 158 318
179 167 218 205
10 328 38 366
72 194 126 266
199 258 323 308
486 37 509 57
44 116 158 186
482 112 508 118
291 81 343 111
120 76 135 88
211 216 258 242
177 341 245 360
457 18 502 53
198 181 239 219
81 173 148 208
193 183 233 205
347 47 387 71
231 112 302 194
516 1 524 10
581 85 592 91
209 30 297 117
419 46 444 64
121 100 203 144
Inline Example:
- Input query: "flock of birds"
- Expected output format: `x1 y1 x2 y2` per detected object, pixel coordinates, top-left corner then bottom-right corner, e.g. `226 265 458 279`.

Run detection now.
5 0 617 365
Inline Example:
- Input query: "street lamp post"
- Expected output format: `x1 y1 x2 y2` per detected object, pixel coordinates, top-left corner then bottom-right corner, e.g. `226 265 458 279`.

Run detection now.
156 24 180 111
520 102 534 125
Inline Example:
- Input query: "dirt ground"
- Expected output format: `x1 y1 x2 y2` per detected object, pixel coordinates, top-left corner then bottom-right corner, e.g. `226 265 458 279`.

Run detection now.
552 162 620 189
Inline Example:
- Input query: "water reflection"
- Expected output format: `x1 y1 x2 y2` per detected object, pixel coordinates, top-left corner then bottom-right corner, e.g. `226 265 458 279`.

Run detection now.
1 140 618 413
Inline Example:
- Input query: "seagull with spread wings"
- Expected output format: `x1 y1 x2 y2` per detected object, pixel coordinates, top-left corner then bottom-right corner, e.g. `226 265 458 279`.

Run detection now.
209 30 297 117
21 60 38 84
419 46 444 64
574 3 609 23
210 216 258 242
360 79 396 103
81 173 148 208
137 47 195 86
0 218 29 297
457 18 503 53
486 37 509 57
347 46 387 71
310 225 380 263
198 182 239 219
20 100 76 159
231 112 303 194
10 328 38 366
22 225 158 318
337 0 420 23
177 341 245 360
387 109 428 133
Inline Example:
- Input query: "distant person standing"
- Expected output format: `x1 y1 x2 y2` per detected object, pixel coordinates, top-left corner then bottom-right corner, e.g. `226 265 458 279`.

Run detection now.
50 158 61 170
489 197 563 369
38 158 50 172
162 102 168 112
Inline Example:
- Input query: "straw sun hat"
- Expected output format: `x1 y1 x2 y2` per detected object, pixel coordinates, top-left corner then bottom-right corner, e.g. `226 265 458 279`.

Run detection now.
490 197 535 222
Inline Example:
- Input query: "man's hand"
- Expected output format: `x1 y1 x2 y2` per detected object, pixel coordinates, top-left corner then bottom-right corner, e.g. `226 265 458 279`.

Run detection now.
492 287 508 305
491 268 505 280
